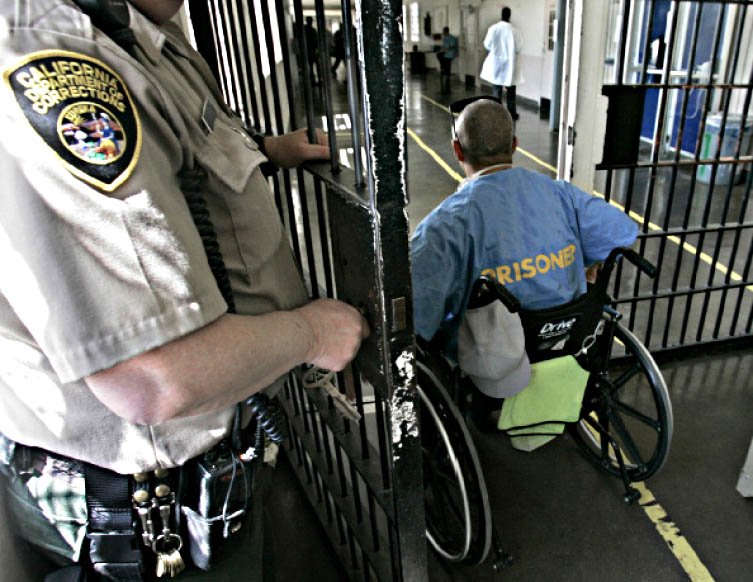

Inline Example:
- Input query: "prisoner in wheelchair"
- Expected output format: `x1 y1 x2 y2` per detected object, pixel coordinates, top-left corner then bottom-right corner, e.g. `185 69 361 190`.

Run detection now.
410 97 673 569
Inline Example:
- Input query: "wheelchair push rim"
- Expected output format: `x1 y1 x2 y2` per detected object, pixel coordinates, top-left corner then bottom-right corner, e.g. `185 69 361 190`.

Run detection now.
417 359 492 565
570 321 673 482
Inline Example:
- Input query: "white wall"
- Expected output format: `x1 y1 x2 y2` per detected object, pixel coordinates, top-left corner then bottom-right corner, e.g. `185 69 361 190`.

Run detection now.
405 0 555 106
405 0 555 103
477 0 552 104
403 1 460 60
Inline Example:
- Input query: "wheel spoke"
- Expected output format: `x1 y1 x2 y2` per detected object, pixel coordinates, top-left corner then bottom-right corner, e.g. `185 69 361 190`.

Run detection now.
432 479 464 527
569 321 671 483
434 462 461 488
611 399 661 431
582 412 615 463
605 407 645 466
610 363 641 393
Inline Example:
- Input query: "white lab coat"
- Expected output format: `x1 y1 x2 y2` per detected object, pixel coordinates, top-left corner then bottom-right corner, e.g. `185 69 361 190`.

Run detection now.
480 20 522 87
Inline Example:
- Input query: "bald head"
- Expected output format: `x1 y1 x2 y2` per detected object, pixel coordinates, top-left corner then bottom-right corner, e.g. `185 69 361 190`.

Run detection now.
455 100 515 170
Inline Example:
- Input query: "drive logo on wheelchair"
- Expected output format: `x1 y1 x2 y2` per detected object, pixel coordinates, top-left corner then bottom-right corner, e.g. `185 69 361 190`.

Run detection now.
538 318 577 339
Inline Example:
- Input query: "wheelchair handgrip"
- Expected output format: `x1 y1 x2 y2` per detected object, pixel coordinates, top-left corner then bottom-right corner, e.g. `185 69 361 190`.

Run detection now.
493 282 521 312
620 248 657 278
469 276 521 312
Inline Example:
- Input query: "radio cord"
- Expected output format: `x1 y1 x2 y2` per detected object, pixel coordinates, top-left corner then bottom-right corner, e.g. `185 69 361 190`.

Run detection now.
179 166 287 452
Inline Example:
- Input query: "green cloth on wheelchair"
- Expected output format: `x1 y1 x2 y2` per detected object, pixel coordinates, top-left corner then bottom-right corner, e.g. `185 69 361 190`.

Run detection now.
498 355 590 452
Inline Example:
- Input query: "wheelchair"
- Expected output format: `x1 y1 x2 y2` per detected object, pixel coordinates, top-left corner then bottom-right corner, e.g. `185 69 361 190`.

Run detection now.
417 247 673 569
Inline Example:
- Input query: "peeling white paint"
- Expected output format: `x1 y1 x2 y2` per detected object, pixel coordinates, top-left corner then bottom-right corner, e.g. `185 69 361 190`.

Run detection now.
391 350 418 447
396 350 415 386
391 387 418 446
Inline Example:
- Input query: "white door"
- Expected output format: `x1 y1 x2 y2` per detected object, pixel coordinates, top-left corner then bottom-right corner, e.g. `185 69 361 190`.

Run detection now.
458 5 479 86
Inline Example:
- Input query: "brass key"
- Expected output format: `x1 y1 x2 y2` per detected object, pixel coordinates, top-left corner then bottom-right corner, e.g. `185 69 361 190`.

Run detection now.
153 486 184 578
302 367 361 422
154 533 184 578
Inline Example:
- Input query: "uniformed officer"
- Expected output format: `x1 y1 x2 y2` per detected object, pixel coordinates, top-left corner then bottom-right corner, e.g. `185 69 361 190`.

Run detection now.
0 1 369 580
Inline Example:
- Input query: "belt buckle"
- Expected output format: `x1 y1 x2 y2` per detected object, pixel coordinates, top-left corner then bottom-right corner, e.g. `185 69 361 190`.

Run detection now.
87 531 143 565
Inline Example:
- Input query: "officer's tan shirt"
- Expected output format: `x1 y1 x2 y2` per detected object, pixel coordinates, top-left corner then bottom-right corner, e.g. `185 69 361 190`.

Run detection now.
0 0 308 473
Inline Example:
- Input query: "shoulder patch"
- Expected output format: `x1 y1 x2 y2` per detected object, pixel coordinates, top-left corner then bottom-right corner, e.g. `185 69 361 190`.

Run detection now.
2 50 141 192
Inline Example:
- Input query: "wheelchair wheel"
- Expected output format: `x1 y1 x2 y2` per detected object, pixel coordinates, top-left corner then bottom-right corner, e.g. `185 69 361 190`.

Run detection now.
417 358 492 565
570 321 673 482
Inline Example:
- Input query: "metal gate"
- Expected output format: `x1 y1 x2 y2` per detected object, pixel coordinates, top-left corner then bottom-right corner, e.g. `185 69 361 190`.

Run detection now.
186 0 427 580
595 0 753 353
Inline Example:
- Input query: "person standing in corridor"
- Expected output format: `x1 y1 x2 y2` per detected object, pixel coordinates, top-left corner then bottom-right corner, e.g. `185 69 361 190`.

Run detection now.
437 26 458 94
480 7 522 120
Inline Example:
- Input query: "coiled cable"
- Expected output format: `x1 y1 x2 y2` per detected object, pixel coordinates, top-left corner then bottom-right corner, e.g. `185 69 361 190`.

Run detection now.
179 166 286 446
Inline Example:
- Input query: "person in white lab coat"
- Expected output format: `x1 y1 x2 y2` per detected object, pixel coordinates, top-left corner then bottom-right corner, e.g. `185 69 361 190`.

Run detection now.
480 7 522 120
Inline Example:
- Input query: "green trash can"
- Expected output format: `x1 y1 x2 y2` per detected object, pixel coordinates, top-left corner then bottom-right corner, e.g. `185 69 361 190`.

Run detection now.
697 113 753 186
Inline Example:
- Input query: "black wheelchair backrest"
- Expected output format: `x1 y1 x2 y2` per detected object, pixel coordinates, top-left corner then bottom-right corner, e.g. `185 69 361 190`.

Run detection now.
469 276 606 364
467 247 656 364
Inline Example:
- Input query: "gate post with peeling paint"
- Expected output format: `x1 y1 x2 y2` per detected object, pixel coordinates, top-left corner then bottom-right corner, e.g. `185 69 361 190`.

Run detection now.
358 1 427 579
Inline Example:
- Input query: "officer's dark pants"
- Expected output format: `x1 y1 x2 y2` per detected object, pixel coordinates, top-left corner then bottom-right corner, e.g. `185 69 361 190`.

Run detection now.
492 84 518 119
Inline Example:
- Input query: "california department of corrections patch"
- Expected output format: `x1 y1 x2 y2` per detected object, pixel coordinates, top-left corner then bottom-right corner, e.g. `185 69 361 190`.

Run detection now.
2 50 141 192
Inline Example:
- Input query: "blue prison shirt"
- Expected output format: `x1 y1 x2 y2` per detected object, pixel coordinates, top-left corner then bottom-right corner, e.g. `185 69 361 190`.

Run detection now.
410 167 638 358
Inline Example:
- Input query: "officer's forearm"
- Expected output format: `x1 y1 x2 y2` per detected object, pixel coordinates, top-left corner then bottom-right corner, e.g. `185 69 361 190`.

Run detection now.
85 311 314 425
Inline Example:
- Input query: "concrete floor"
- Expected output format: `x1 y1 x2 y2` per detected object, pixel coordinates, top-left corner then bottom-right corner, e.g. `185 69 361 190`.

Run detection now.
267 70 753 582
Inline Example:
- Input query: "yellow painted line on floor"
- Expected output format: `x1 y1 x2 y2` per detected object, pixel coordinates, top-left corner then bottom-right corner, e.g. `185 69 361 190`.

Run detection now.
634 482 715 582
406 127 464 183
516 148 558 174
418 94 556 175
581 419 715 580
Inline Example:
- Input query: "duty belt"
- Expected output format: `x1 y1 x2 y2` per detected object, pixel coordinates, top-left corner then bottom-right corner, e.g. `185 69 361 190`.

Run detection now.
0 416 273 581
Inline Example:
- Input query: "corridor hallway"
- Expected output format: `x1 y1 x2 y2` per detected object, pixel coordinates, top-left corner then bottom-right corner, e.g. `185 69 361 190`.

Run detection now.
267 69 753 582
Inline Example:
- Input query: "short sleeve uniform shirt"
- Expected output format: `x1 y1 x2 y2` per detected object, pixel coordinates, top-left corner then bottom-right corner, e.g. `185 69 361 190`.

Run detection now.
0 1 308 473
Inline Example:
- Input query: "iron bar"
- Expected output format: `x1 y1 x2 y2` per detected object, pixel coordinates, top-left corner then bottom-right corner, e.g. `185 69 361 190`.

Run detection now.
654 2 703 347
702 5 752 338
319 404 335 476
314 181 335 298
314 0 340 174
342 0 365 186
242 2 272 131
221 0 256 127
638 0 657 86
596 155 753 170
205 0 233 109
723 204 753 336
272 0 305 265
612 168 636 304
614 279 753 304
728 171 753 335
616 0 632 85
611 82 753 90
292 0 317 143
641 0 681 347
636 222 753 239
679 2 726 343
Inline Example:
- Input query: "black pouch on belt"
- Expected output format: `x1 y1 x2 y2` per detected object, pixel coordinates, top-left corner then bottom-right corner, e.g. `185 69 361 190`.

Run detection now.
181 442 256 571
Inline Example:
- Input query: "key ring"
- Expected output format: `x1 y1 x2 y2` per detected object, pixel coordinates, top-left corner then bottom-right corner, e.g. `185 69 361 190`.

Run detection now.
302 367 335 388
152 532 183 554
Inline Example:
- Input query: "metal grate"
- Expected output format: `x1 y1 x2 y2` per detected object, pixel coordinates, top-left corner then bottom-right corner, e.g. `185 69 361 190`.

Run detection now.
187 1 426 580
597 0 753 353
